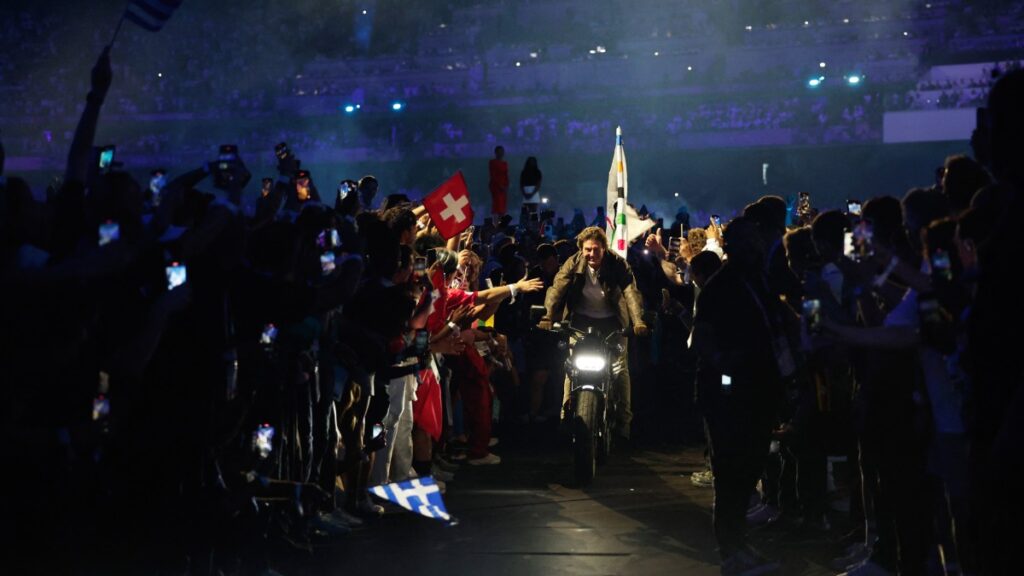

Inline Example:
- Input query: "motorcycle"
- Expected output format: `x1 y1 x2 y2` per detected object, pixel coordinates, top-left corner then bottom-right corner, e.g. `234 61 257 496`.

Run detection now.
549 322 626 485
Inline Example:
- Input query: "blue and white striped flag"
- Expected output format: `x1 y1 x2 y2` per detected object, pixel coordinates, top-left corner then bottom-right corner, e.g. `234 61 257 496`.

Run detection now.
124 0 183 32
368 477 451 522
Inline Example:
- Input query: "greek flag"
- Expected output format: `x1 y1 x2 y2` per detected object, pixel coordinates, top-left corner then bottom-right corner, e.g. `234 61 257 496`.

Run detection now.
368 477 451 522
124 0 183 32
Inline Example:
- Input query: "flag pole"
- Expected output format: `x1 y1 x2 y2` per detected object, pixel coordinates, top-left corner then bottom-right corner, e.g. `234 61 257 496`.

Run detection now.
108 11 127 50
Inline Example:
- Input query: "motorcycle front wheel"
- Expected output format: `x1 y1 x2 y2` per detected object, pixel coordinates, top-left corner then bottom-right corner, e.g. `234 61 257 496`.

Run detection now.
573 389 600 485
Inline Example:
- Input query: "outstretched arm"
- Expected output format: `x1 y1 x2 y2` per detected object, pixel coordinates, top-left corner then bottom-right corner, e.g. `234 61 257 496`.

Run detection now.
65 47 112 185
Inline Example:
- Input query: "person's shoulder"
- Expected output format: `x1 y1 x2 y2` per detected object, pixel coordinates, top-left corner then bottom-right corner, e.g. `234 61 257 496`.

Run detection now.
702 262 736 291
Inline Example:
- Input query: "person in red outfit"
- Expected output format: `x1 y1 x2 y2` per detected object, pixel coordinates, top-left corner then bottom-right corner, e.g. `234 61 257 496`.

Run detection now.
488 145 509 219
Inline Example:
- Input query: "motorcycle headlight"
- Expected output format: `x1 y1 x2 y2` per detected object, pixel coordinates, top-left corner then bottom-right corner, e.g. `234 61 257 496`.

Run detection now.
574 354 606 372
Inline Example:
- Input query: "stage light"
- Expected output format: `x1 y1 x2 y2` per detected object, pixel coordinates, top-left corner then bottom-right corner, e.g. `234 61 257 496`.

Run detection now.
654 51 660 56
847 75 862 85
674 192 680 198
819 61 827 68
515 61 521 67
687 66 693 71
541 197 549 204
391 102 404 111
344 104 356 113
807 77 823 88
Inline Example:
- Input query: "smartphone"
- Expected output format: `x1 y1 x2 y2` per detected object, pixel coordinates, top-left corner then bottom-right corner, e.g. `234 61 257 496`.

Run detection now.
372 423 384 439
260 323 278 346
843 231 855 259
253 423 275 458
803 299 822 333
711 215 721 227
320 252 336 275
165 261 187 290
150 172 167 196
668 236 682 254
853 220 874 257
92 395 111 421
414 256 427 273
847 200 862 216
97 145 115 173
317 228 340 249
414 329 429 354
931 250 952 282
721 374 732 394
98 220 120 246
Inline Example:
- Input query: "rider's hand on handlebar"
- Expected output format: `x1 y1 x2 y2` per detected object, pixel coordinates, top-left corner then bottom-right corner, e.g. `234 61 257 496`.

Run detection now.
634 323 650 337
537 319 553 331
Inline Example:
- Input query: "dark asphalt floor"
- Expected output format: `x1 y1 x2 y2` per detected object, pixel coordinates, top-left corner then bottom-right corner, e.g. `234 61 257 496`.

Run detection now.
281 433 847 576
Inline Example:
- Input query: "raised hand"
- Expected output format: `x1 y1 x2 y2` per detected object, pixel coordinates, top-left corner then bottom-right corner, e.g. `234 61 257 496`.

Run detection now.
515 272 545 293
645 229 667 260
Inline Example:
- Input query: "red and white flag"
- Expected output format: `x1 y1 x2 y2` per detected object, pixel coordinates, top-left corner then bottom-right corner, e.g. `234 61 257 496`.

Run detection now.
423 171 474 240
125 0 183 32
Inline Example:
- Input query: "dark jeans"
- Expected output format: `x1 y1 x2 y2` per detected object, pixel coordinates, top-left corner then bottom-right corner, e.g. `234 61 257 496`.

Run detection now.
860 394 931 575
705 404 774 558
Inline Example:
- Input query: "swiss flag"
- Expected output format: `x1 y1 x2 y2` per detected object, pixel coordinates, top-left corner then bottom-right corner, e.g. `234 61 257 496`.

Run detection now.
423 171 474 239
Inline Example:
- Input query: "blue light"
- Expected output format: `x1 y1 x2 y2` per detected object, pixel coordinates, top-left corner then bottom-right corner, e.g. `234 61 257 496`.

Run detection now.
807 77 822 88
343 104 356 113
391 102 404 111
847 75 862 85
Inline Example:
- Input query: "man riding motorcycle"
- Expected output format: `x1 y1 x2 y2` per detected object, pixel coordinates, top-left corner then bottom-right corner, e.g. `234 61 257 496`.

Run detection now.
538 226 648 440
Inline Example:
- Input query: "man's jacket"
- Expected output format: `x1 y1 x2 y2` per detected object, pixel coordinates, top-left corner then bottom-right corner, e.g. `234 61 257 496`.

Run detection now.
544 250 645 330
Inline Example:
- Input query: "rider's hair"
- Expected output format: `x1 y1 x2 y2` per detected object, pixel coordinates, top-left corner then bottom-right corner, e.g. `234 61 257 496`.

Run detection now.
576 226 609 250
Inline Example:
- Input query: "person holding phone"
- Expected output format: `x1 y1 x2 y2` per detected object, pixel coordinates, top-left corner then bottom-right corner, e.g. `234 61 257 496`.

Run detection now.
284 169 321 212
689 217 790 574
